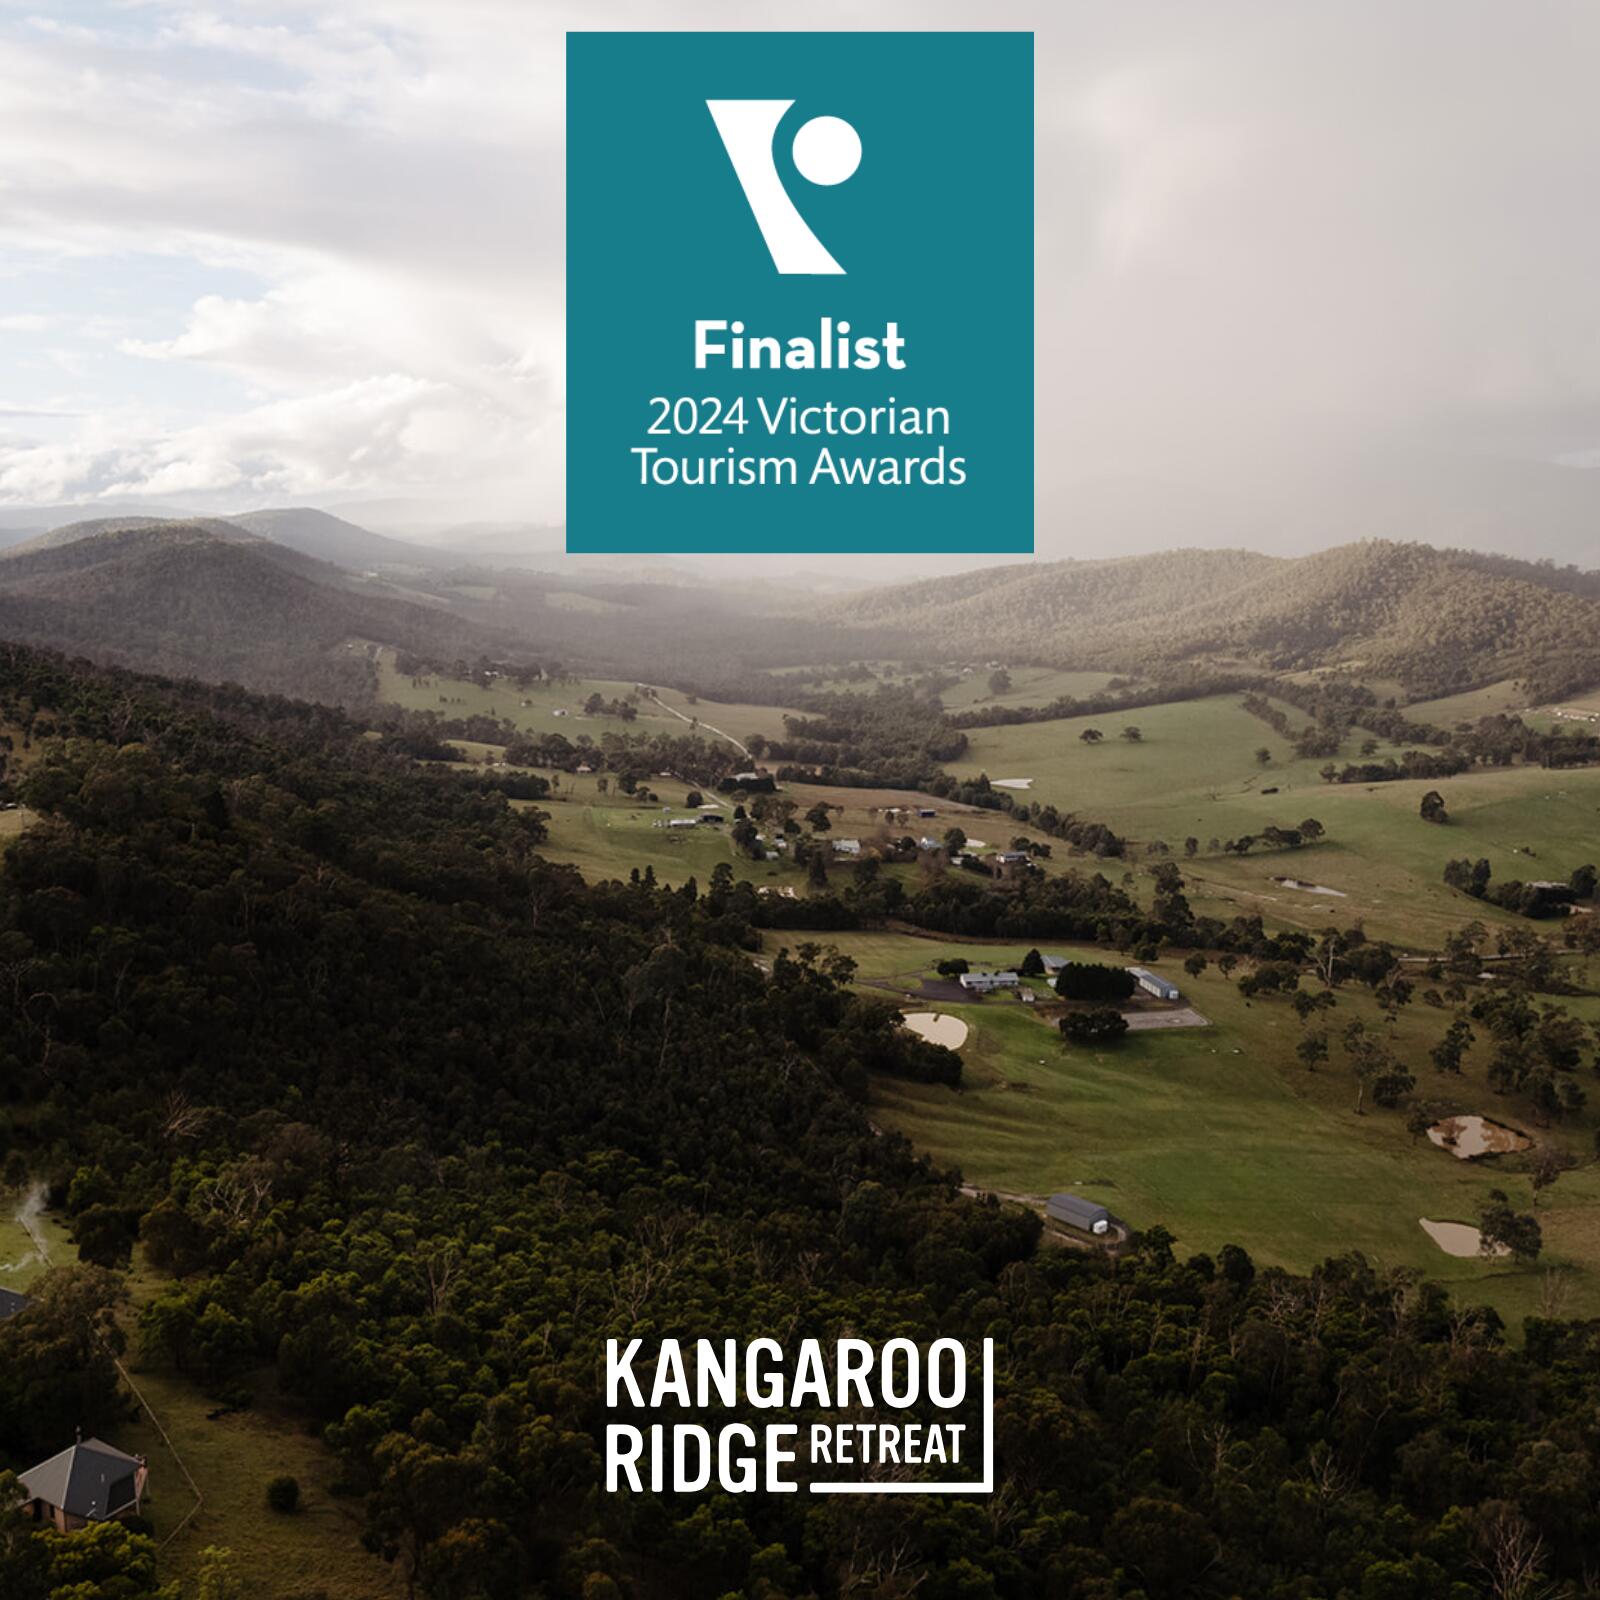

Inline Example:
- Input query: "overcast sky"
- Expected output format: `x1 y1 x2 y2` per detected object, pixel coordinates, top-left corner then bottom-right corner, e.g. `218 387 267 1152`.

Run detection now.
3 1 1600 556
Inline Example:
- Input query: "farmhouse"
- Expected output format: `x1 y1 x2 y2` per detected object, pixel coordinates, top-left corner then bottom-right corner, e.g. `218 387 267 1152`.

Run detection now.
917 835 941 852
832 838 862 856
0 1287 28 1320
18 1437 148 1531
958 970 1019 993
1040 955 1068 975
1128 967 1181 1001
1047 1193 1111 1236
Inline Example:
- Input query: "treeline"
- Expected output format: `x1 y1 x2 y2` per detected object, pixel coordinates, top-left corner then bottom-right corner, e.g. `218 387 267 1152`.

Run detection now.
756 686 968 781
945 671 1261 729
1444 858 1596 918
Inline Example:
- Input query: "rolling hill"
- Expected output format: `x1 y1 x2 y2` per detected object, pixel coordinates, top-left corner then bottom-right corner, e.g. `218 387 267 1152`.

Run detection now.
226 506 456 569
0 521 489 703
830 540 1600 700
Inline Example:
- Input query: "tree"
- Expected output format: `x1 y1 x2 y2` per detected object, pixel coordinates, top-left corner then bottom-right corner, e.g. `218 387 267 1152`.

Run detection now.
1420 790 1449 824
1431 1014 1475 1074
1529 1148 1575 1207
1019 948 1045 978
1182 953 1207 979
1054 963 1136 1003
684 789 704 809
1479 1189 1542 1262
942 826 967 856
1060 1007 1129 1046
1297 817 1326 843
267 1475 301 1513
1079 728 1104 745
1121 725 1143 743
1342 1020 1414 1114
1255 747 1272 767
987 668 1011 695
804 802 832 834
1296 1030 1329 1073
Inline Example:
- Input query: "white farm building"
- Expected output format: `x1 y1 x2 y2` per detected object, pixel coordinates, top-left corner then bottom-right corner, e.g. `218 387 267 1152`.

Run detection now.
1128 967 1181 1001
958 971 1019 994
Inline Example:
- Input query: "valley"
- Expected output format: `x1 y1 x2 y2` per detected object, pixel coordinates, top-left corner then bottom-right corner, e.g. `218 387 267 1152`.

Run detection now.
3 508 1600 1596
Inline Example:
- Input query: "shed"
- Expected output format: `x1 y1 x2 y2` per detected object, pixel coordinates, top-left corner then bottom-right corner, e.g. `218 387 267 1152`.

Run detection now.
1128 966 1181 1002
19 1437 148 1532
0 1287 28 1320
1047 1193 1111 1236
958 970 1019 993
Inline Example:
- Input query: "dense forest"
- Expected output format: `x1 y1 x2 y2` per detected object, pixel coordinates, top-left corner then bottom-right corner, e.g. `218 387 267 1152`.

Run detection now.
3 645 1600 1598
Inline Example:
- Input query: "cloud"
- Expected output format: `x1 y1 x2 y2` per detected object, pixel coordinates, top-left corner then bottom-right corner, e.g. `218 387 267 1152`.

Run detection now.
1 1 1599 528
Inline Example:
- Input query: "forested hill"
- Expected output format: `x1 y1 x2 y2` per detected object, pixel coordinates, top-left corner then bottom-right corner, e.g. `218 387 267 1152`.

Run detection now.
0 522 490 705
5 643 1600 1597
832 540 1600 698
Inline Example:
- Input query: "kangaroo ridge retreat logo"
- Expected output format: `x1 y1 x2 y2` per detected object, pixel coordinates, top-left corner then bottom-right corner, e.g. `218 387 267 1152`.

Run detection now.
566 31 1034 553
605 1336 994 1495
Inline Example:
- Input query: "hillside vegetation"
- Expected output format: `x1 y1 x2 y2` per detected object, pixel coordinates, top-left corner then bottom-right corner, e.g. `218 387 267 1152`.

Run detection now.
831 541 1600 699
0 523 490 704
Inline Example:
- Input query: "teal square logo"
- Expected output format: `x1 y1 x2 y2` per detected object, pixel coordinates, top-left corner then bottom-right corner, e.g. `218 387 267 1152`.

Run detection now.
566 32 1034 554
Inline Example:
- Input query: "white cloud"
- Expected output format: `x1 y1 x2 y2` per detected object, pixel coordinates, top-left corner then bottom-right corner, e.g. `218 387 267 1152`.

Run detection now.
2 1 1600 527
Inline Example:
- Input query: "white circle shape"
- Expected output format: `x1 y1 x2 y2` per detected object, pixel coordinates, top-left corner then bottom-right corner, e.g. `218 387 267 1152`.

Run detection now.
792 116 862 186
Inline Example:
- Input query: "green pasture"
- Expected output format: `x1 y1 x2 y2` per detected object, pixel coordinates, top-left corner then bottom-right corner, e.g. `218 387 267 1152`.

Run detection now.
375 648 799 752
796 932 1600 1328
940 667 1126 713
943 691 1600 947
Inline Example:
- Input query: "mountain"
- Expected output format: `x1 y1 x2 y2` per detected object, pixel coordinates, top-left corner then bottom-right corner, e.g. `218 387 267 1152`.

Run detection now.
0 521 489 703
829 541 1600 700
1 514 264 559
225 507 456 569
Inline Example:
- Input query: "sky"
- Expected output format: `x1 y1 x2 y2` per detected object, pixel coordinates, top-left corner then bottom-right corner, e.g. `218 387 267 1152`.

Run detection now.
2 1 1600 564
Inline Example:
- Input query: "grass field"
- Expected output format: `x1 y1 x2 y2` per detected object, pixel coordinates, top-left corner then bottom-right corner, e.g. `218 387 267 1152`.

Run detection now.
1187 764 1600 948
940 667 1126 712
375 648 799 753
1409 680 1565 734
789 932 1600 1327
942 692 1600 947
116 1356 402 1599
0 1191 73 1291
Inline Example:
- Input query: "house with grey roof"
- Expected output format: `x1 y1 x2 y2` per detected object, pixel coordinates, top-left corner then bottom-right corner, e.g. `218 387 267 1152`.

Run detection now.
0 1287 28 1321
18 1436 148 1532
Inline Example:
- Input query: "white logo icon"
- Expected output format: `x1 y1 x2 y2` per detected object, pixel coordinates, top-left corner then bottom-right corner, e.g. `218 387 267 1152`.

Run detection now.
707 101 862 275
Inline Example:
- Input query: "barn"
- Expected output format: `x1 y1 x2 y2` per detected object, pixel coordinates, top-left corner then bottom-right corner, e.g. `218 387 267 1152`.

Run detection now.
1128 966 1181 1002
1047 1193 1112 1235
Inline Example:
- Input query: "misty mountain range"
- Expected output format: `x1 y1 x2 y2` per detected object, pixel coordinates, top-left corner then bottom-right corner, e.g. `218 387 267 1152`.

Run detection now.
0 498 1594 709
